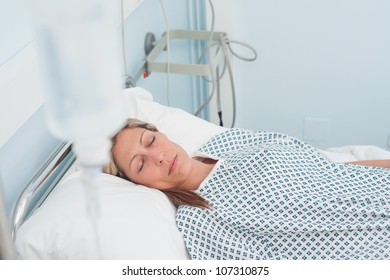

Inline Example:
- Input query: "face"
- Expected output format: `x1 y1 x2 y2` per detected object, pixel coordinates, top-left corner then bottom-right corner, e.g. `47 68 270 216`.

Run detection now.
112 127 193 190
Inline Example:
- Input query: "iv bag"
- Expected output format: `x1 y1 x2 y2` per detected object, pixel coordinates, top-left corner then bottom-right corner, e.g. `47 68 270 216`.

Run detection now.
31 0 125 166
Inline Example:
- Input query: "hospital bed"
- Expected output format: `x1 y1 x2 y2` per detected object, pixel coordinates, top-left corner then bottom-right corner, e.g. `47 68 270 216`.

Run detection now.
12 87 390 260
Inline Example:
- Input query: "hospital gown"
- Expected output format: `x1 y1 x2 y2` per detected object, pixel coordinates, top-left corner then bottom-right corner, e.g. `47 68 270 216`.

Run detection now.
175 128 390 259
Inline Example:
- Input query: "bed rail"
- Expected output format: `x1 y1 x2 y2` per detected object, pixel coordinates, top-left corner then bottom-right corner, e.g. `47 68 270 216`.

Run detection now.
11 141 76 240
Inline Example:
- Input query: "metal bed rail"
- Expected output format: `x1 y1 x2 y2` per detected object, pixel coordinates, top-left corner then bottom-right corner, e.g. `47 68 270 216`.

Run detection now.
10 141 76 240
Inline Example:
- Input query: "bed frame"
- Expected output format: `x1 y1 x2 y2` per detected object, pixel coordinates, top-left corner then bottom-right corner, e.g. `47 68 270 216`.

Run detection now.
10 141 76 240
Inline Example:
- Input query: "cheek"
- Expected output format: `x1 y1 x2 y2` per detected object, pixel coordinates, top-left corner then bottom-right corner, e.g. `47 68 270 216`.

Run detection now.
133 165 160 185
177 156 192 176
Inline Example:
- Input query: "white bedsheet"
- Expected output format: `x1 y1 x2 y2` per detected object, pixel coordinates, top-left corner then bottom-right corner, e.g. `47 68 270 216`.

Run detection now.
319 145 390 162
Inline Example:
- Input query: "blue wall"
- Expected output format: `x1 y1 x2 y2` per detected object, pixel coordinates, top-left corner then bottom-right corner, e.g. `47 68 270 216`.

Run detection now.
0 0 203 213
123 0 207 114
231 0 390 150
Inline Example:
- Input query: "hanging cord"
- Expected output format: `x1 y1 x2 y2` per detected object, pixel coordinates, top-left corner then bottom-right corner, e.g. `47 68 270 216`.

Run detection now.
219 34 236 128
216 66 223 126
120 0 140 88
196 35 257 128
159 0 171 106
194 0 217 117
227 40 257 62
194 41 226 121
194 0 257 127
120 0 129 80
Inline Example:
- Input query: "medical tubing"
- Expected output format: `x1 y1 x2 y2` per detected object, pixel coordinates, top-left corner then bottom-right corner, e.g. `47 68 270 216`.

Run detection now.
198 38 257 83
220 33 237 128
193 0 257 125
120 0 128 77
216 66 221 112
81 166 103 259
194 0 217 117
218 111 223 126
156 0 256 124
198 42 227 83
227 39 258 62
197 35 249 127
199 34 238 127
216 66 223 126
159 0 171 106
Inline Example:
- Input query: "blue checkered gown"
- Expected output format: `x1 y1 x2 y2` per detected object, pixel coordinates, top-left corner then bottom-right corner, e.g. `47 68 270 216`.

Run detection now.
175 129 390 259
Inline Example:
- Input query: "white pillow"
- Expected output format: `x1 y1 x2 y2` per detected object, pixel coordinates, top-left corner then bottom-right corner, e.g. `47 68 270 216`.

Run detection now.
123 87 228 156
15 87 226 259
15 171 190 259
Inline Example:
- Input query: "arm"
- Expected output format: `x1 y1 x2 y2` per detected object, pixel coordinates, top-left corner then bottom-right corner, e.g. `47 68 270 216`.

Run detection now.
346 159 390 169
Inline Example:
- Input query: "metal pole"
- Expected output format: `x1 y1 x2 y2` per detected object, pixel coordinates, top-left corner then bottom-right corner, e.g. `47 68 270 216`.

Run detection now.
0 177 17 259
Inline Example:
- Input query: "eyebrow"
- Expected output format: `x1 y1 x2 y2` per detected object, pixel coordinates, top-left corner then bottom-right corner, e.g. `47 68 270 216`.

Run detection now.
128 129 147 173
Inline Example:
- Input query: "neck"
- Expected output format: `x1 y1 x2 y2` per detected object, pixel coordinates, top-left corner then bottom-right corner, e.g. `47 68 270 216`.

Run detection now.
181 158 216 191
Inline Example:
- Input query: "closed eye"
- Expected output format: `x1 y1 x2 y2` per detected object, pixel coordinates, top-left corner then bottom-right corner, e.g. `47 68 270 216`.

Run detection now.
139 136 154 173
148 136 155 146
138 158 144 173
136 132 155 174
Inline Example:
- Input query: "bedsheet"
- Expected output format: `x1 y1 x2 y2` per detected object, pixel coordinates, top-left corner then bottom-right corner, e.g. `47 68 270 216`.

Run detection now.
320 145 390 162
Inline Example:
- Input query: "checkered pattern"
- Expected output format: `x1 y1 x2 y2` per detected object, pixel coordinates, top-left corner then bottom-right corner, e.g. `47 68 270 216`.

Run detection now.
175 129 390 259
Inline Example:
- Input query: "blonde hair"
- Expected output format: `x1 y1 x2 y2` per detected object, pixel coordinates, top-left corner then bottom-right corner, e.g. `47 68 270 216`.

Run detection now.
103 118 210 209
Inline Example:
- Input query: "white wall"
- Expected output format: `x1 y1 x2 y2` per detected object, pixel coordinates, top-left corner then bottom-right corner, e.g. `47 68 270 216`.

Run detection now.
0 0 34 66
209 0 390 150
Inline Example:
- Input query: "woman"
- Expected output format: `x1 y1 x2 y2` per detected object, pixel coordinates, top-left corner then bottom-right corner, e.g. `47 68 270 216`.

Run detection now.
104 118 390 260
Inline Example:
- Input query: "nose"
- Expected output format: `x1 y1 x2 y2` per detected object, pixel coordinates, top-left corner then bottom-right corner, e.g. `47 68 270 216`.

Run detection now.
151 149 167 165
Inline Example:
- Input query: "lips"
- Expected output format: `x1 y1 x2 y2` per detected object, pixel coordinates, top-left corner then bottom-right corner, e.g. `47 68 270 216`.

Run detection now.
169 155 177 175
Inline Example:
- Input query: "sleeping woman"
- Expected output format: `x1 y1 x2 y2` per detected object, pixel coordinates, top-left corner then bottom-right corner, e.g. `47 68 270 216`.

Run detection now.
104 118 390 260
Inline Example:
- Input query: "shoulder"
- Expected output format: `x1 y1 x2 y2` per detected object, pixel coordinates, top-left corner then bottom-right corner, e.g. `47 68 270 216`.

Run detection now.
200 128 301 150
197 128 318 160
